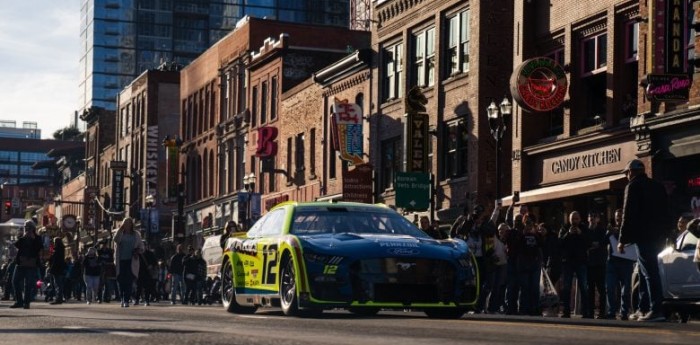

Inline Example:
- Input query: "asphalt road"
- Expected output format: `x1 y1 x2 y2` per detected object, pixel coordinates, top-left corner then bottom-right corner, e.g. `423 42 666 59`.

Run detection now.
1 300 698 345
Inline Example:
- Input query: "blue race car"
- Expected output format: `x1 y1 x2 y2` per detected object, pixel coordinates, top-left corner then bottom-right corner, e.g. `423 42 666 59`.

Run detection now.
220 201 478 318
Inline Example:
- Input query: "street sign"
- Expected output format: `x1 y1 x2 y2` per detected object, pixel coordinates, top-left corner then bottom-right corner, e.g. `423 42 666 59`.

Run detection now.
395 172 430 211
343 163 373 203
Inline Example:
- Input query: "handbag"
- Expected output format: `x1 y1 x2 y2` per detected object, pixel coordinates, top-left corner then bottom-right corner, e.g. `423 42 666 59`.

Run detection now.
539 267 559 308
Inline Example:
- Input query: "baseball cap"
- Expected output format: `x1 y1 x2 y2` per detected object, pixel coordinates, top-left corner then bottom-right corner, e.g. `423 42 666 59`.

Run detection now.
622 159 644 173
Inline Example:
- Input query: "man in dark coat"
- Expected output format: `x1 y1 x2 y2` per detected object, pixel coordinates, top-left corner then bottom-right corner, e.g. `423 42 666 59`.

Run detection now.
618 159 669 322
11 221 44 309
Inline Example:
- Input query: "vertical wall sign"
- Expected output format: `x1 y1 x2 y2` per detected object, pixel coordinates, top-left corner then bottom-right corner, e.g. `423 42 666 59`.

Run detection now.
163 136 180 202
110 160 127 212
332 98 364 165
146 126 159 196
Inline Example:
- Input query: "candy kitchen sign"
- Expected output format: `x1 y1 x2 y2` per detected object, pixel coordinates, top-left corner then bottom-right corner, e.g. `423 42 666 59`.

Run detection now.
534 141 636 185
510 57 568 112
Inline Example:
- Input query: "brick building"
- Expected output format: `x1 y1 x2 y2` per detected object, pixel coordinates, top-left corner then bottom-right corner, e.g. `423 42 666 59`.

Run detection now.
506 1 700 226
179 17 369 241
114 68 181 247
370 0 514 223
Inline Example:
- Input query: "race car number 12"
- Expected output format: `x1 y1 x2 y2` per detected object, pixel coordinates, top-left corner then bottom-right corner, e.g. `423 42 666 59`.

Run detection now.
261 244 278 285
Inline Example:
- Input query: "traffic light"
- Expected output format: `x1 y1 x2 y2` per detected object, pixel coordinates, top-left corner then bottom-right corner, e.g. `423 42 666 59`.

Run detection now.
4 201 10 214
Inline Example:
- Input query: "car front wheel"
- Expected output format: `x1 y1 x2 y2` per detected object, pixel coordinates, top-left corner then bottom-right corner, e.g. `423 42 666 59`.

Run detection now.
222 259 256 314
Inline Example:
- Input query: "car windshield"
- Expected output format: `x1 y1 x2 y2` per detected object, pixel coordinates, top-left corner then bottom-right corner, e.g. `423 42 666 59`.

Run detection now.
290 206 430 238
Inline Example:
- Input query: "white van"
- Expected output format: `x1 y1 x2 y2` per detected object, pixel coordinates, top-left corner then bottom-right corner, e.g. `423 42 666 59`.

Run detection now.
201 235 223 279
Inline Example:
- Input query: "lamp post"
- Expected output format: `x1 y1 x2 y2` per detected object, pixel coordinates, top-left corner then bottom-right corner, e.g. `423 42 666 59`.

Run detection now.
145 194 155 245
487 97 512 200
242 173 256 230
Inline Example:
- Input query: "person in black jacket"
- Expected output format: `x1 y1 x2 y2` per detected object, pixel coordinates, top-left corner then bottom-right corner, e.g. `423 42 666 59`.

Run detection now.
48 237 67 305
585 212 608 319
182 246 198 305
82 247 102 305
559 211 591 318
169 244 186 304
618 159 669 322
11 221 44 309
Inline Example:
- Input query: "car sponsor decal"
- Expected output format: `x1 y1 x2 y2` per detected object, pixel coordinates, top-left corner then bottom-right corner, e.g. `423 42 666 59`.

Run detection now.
387 248 420 256
378 241 419 248
231 239 258 256
323 265 338 274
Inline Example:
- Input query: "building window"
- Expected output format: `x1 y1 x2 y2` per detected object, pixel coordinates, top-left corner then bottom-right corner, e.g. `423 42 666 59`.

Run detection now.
381 137 402 191
270 76 278 121
310 128 316 177
625 21 639 63
582 33 607 76
413 27 435 87
446 9 470 76
383 42 403 101
443 120 468 178
547 48 564 66
287 137 293 184
295 133 305 174
328 107 337 179
251 86 258 127
580 32 607 128
260 80 268 124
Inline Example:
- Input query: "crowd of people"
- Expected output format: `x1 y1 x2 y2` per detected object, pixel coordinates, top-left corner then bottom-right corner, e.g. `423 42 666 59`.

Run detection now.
415 159 700 322
0 217 221 309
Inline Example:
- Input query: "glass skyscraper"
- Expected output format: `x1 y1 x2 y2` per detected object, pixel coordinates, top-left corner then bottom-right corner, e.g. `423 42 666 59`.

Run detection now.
79 0 350 113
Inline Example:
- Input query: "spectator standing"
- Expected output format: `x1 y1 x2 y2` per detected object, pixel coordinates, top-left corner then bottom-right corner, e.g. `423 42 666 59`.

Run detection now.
10 221 44 309
220 221 238 250
516 215 544 316
503 206 524 315
618 159 670 322
559 211 591 318
541 222 562 289
419 216 445 239
156 260 168 301
136 242 158 306
182 246 198 304
113 217 144 308
72 253 85 301
169 244 186 304
48 237 67 305
2 258 16 300
586 212 608 319
605 209 637 320
488 223 509 313
195 249 207 305
691 219 700 272
82 247 102 305
672 216 691 246
98 243 117 303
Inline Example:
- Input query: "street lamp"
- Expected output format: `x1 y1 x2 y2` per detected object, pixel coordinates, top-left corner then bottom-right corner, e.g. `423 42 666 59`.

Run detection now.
242 173 256 230
145 194 155 245
487 97 512 200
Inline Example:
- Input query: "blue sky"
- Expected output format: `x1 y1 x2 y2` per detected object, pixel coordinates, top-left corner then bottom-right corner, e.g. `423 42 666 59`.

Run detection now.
0 1 80 139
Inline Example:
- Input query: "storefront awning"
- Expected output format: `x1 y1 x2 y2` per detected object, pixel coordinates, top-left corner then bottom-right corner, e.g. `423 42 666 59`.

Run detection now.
502 174 627 206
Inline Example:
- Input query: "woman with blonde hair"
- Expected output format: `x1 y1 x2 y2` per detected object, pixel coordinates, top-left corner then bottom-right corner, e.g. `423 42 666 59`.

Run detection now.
113 217 144 307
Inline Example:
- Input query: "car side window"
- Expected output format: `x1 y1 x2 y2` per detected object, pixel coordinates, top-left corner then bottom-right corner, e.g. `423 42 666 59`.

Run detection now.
247 215 269 238
260 209 286 237
680 232 699 252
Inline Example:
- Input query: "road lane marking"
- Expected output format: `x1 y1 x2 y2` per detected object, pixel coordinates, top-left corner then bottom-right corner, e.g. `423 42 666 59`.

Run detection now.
458 319 700 337
63 326 149 337
237 315 269 319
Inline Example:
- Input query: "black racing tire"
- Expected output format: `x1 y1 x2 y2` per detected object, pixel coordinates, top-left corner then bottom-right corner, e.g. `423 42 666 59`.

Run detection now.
424 308 467 319
348 307 380 316
221 259 257 314
280 257 300 316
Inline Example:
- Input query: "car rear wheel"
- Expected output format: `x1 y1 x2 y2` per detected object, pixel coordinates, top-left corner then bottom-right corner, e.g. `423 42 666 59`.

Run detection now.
222 260 256 314
424 308 466 319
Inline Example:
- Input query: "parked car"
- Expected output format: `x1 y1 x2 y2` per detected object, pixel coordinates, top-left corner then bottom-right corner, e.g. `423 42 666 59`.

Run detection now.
220 201 478 318
657 230 700 322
